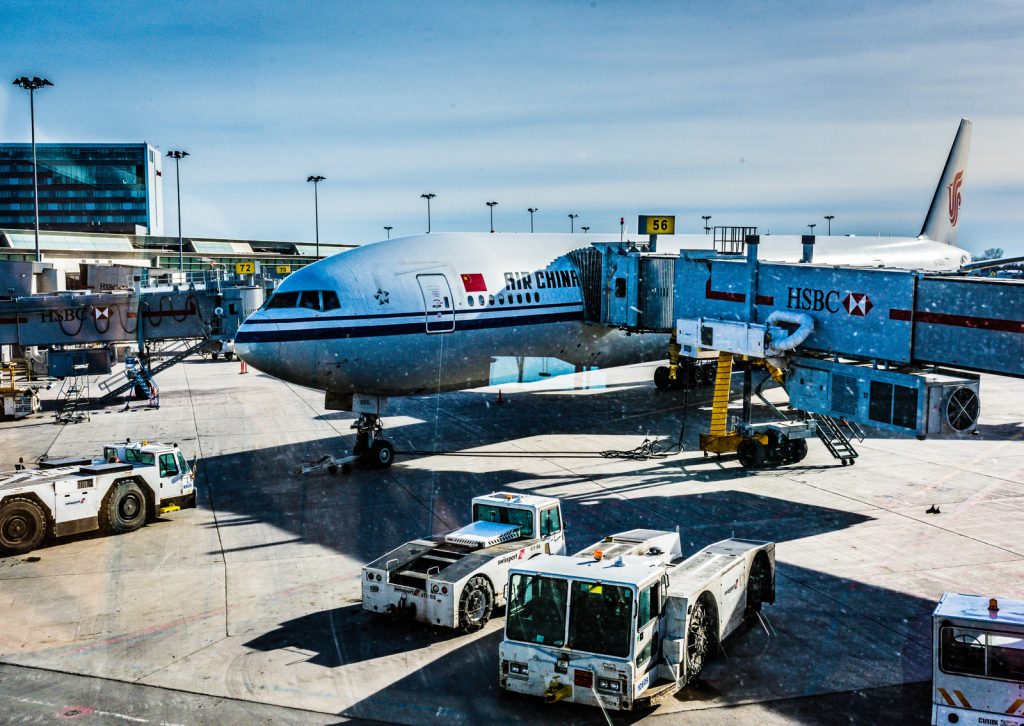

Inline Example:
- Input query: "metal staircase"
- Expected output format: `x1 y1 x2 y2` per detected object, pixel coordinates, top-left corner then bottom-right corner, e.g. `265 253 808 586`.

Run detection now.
98 339 205 404
811 413 863 465
55 365 90 423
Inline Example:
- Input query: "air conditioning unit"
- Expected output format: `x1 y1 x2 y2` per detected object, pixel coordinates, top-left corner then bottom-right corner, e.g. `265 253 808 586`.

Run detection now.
787 358 980 438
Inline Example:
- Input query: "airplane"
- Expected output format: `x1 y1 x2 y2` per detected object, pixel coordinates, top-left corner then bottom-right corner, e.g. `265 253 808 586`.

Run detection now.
235 119 974 469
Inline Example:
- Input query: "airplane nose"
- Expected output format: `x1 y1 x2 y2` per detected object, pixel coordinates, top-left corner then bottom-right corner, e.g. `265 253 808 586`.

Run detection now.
234 321 280 375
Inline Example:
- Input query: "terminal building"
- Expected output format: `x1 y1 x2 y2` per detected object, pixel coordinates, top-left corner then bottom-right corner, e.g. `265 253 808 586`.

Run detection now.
0 228 355 293
0 143 165 235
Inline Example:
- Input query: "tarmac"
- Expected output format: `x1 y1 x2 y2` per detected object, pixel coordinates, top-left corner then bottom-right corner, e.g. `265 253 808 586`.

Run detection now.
0 355 1021 725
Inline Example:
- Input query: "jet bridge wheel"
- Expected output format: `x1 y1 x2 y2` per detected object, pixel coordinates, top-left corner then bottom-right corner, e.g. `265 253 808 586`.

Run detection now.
100 479 147 534
737 438 767 469
0 497 47 555
458 576 494 633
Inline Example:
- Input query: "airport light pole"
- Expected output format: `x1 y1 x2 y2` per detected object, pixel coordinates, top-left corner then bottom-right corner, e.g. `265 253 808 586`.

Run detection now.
568 213 578 233
528 207 537 233
307 175 326 258
421 193 436 233
166 150 190 271
824 215 834 235
384 225 393 239
12 76 53 263
581 226 590 234
808 223 816 235
486 201 498 233
702 215 712 235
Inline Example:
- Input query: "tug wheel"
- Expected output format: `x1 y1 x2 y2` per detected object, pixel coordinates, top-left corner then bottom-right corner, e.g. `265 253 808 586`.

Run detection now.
745 553 771 617
685 594 717 685
0 498 47 555
737 439 766 469
100 479 147 534
371 440 394 469
459 576 494 633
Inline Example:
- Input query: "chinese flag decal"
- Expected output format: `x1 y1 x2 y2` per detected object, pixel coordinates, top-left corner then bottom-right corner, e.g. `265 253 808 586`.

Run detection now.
460 273 487 292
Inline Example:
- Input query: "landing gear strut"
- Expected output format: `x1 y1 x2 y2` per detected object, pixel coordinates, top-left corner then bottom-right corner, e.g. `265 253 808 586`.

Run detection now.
352 413 394 469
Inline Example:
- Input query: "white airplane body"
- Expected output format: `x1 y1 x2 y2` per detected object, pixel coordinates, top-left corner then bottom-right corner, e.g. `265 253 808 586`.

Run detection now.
235 119 974 461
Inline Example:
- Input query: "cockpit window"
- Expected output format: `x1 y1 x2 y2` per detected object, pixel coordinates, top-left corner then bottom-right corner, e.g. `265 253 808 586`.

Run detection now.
298 291 321 310
266 291 299 309
322 290 340 311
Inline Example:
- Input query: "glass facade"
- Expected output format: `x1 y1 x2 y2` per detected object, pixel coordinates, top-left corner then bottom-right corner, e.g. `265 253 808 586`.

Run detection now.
0 143 162 234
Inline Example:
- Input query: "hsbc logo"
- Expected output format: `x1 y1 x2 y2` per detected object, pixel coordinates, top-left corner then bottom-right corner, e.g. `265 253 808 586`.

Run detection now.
93 307 110 320
788 287 873 317
843 293 873 316
948 170 964 226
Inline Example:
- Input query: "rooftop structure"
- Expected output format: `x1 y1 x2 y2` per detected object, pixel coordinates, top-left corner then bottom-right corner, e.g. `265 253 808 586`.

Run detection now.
0 143 163 235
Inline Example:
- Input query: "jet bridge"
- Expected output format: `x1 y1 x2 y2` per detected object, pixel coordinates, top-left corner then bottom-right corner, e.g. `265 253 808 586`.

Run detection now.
575 235 1023 452
0 285 263 407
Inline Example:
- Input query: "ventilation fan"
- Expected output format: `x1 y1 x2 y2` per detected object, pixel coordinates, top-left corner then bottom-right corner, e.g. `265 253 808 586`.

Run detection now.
945 386 981 432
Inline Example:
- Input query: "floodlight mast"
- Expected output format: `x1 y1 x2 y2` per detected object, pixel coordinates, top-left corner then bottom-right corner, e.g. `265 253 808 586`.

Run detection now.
307 175 326 258
12 76 54 262
166 150 190 271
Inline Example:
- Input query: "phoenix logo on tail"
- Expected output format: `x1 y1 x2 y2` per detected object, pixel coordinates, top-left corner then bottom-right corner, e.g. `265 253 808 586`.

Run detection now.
948 170 964 226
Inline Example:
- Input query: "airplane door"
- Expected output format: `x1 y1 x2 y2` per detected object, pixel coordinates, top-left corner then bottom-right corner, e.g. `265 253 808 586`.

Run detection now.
416 274 455 333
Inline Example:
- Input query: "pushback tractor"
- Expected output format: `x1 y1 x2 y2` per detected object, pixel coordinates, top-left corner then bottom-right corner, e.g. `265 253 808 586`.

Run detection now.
932 592 1024 726
362 492 566 632
0 440 196 555
498 530 775 711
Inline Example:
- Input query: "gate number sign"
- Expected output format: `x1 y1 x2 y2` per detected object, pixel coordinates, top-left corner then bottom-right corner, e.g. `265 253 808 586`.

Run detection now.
638 215 675 235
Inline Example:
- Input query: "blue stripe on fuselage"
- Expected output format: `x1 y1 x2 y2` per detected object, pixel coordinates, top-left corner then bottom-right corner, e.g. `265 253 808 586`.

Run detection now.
235 307 585 343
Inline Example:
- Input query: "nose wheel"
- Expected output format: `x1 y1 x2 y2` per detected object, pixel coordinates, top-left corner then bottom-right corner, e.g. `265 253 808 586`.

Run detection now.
352 413 395 469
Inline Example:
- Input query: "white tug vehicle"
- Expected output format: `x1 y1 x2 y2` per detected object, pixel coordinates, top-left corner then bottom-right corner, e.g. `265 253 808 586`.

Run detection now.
362 492 566 632
931 592 1024 726
0 440 196 555
498 530 775 711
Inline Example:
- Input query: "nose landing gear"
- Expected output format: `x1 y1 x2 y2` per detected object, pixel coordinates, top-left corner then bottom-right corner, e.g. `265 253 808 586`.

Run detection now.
352 413 395 469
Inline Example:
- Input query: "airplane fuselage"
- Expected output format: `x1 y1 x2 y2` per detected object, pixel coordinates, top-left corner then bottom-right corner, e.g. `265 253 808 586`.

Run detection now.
235 232 970 400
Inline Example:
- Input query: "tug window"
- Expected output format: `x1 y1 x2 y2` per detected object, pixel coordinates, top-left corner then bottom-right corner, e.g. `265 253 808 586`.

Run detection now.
159 453 179 478
941 625 1024 681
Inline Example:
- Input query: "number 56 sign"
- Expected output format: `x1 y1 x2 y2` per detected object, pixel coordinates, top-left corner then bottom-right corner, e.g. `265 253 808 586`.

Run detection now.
638 215 675 235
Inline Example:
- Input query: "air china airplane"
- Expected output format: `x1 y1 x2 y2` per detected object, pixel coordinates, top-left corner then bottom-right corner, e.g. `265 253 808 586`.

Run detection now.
236 119 973 468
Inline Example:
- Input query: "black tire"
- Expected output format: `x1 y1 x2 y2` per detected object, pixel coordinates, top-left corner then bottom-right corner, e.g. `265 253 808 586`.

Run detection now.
224 352 234 361
685 595 714 684
371 440 394 469
788 439 809 463
0 498 47 555
653 366 671 390
737 439 766 469
693 365 705 387
458 576 494 632
100 479 147 534
133 383 149 400
746 554 770 617
211 352 220 360
327 463 339 476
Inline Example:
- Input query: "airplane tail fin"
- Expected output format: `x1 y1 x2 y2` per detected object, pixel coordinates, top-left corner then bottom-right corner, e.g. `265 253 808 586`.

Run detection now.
919 118 972 245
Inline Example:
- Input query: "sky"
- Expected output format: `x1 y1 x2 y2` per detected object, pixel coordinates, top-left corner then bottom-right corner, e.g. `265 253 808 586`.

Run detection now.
2 1 1023 255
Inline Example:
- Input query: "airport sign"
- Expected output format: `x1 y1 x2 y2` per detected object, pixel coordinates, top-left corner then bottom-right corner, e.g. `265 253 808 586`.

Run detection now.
638 215 675 235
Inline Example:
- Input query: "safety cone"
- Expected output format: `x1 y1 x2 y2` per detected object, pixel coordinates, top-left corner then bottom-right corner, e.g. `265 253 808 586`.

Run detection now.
496 389 504 404
239 360 248 374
